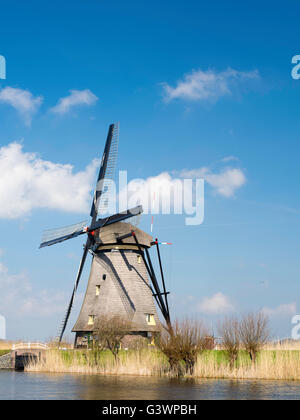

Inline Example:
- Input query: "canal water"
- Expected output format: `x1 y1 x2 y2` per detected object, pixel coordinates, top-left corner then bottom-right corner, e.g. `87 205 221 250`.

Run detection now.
0 370 300 400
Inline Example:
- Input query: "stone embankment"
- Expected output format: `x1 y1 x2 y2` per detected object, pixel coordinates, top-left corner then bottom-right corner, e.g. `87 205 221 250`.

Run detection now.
0 353 11 369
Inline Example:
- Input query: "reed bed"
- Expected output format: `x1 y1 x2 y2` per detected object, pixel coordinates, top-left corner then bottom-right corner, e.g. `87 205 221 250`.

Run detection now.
26 348 300 381
0 340 16 350
195 350 300 380
26 348 168 376
264 341 300 351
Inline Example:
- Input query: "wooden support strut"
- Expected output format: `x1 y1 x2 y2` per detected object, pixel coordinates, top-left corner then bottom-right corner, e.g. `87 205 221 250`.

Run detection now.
131 230 171 326
115 232 163 313
154 238 170 318
145 247 171 326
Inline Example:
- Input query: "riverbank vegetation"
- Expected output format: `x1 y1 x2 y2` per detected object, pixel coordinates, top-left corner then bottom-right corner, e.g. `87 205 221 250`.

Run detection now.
25 312 300 380
0 340 13 350
26 346 300 380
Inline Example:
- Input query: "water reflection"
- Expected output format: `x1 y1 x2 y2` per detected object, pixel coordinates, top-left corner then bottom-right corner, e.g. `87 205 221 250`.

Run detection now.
0 371 300 400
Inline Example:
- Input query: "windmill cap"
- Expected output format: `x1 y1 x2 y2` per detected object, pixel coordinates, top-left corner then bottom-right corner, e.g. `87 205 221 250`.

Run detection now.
95 221 153 249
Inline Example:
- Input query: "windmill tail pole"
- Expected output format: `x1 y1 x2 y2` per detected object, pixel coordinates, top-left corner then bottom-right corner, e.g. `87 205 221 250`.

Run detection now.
130 230 173 332
155 238 170 319
155 239 173 335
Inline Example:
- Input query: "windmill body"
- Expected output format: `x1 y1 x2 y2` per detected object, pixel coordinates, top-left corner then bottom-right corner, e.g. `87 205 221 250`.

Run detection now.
39 123 170 346
73 222 161 347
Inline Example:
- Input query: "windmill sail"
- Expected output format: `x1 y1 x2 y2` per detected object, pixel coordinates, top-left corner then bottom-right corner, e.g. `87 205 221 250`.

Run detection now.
58 243 89 342
39 220 88 248
39 206 143 249
90 122 119 220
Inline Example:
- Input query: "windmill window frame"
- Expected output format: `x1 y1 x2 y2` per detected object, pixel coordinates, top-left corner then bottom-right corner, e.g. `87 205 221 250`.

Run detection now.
146 314 156 326
137 255 142 264
88 315 95 325
96 285 101 296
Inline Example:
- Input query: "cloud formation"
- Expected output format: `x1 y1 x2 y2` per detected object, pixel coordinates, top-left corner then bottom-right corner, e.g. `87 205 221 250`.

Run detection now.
162 68 259 102
0 261 67 318
180 167 246 197
0 87 43 125
196 292 235 314
262 303 297 317
50 89 98 115
0 141 246 220
0 142 99 219
0 256 77 341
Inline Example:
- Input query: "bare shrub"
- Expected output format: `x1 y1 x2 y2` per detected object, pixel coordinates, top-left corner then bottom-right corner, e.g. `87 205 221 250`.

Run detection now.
177 319 208 375
239 312 270 363
93 315 132 361
158 319 208 376
157 327 183 377
218 317 240 369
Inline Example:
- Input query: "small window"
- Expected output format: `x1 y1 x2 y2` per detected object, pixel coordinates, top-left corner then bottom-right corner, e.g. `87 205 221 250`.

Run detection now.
137 255 141 264
146 314 156 326
88 315 95 325
102 274 106 280
96 285 101 296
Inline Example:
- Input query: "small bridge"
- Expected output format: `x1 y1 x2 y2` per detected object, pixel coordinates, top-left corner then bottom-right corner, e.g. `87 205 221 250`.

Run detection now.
8 342 48 370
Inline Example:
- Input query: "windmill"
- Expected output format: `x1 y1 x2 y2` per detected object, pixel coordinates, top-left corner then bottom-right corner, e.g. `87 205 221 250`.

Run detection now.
39 123 171 347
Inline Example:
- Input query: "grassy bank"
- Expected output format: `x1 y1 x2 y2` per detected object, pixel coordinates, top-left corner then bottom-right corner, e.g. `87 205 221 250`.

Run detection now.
26 348 300 380
0 350 10 357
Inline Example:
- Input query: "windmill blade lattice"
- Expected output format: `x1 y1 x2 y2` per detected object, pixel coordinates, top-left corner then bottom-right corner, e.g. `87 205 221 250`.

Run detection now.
40 220 88 248
91 122 119 219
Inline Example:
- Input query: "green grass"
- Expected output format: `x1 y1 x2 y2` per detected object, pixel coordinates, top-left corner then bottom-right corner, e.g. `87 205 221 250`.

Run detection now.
57 348 166 368
0 350 10 357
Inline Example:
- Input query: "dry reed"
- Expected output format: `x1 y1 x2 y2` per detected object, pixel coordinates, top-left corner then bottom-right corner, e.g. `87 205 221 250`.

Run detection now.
0 340 18 350
25 347 300 381
26 348 168 376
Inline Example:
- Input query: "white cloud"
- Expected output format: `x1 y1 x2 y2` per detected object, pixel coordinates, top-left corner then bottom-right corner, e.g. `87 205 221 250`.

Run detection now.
50 89 98 115
162 68 259 102
109 166 245 217
123 172 184 214
180 167 246 197
122 164 245 213
0 260 68 320
0 142 99 219
196 292 235 314
0 141 246 220
205 168 246 197
0 87 43 125
262 303 297 317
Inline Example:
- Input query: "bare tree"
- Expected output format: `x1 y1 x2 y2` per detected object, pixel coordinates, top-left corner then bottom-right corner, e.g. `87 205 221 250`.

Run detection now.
158 326 183 377
239 312 270 363
93 315 132 361
178 319 208 375
218 317 240 369
158 319 208 376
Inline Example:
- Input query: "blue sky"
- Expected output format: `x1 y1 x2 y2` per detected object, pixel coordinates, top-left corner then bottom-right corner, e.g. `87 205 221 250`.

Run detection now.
0 0 300 340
